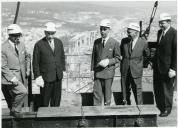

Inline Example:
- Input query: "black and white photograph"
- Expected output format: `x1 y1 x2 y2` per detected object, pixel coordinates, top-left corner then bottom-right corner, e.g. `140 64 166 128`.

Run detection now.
1 0 177 127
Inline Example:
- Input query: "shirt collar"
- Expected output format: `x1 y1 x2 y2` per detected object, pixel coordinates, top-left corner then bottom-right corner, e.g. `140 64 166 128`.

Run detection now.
133 36 139 43
102 36 109 43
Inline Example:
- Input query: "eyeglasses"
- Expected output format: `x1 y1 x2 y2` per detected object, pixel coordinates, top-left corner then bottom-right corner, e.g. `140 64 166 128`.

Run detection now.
100 27 109 31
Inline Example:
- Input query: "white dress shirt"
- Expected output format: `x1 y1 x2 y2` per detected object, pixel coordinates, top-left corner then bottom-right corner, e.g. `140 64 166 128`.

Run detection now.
102 36 109 47
132 36 139 49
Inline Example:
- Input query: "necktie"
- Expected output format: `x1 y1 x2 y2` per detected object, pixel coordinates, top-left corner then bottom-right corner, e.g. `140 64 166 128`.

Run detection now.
129 40 133 54
102 39 105 48
14 44 19 55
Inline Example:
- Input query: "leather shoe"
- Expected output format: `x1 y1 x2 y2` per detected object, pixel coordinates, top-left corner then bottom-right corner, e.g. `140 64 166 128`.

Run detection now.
159 110 169 117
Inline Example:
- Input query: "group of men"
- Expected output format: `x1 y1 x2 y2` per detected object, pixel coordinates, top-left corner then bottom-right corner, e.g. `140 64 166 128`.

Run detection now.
2 12 176 118
2 22 66 117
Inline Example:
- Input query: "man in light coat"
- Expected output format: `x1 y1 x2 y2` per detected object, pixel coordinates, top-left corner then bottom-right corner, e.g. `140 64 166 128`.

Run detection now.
2 24 30 117
91 19 121 106
120 23 150 105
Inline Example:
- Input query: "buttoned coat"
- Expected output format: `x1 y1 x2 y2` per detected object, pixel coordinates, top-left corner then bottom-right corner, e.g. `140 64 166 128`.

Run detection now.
153 27 177 74
91 37 121 79
33 37 66 82
120 37 149 78
2 40 30 86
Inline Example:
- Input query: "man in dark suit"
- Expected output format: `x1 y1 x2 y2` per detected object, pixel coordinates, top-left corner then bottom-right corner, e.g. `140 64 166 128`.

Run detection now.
120 23 150 105
152 13 176 117
91 19 121 106
2 24 29 117
33 22 66 107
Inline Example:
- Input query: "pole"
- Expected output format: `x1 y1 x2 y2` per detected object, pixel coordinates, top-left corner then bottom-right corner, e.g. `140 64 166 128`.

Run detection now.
142 1 158 39
13 1 20 24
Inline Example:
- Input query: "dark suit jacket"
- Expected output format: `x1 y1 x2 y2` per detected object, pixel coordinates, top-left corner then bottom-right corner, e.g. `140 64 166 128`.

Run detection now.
2 40 30 86
91 37 121 79
33 37 66 82
153 27 177 74
120 37 149 78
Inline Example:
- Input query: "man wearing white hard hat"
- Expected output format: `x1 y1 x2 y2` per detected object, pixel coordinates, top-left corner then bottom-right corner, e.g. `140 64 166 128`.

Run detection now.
33 22 66 107
2 24 30 117
91 19 121 106
120 22 150 105
152 13 177 117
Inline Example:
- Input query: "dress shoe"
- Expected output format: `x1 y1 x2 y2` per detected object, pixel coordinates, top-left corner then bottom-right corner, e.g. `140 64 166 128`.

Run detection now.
159 110 169 117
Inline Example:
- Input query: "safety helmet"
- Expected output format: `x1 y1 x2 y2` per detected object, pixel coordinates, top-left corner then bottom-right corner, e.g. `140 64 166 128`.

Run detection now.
44 22 56 32
100 19 111 28
159 13 171 21
7 24 22 34
127 23 140 32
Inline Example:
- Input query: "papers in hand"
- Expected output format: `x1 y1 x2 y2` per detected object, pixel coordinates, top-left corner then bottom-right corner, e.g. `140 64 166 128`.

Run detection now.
32 82 40 94
98 59 109 68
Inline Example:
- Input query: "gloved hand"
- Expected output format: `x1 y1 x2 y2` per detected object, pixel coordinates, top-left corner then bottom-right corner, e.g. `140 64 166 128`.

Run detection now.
168 69 176 78
35 76 44 88
98 59 109 68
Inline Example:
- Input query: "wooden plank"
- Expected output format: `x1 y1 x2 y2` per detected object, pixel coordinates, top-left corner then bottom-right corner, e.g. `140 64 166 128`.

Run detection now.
83 105 139 116
37 106 82 117
2 107 37 119
138 105 160 115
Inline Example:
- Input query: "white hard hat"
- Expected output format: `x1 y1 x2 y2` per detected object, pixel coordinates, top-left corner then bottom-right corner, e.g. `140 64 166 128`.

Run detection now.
159 13 171 21
100 19 111 28
128 23 140 32
44 22 56 32
7 24 22 34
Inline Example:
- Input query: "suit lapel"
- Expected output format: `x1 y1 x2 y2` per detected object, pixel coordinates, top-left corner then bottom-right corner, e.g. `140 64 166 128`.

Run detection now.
103 37 110 51
159 27 173 45
54 38 57 55
43 38 54 55
131 38 140 56
101 37 110 59
132 38 139 50
7 41 19 57
127 41 131 56
98 38 103 59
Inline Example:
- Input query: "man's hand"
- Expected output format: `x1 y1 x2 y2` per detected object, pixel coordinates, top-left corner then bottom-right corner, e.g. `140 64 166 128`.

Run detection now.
98 59 109 68
11 77 19 85
168 69 176 78
35 76 44 88
150 48 156 58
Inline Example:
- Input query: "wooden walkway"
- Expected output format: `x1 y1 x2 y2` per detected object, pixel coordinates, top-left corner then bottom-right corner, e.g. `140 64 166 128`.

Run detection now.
2 105 159 127
2 91 177 127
